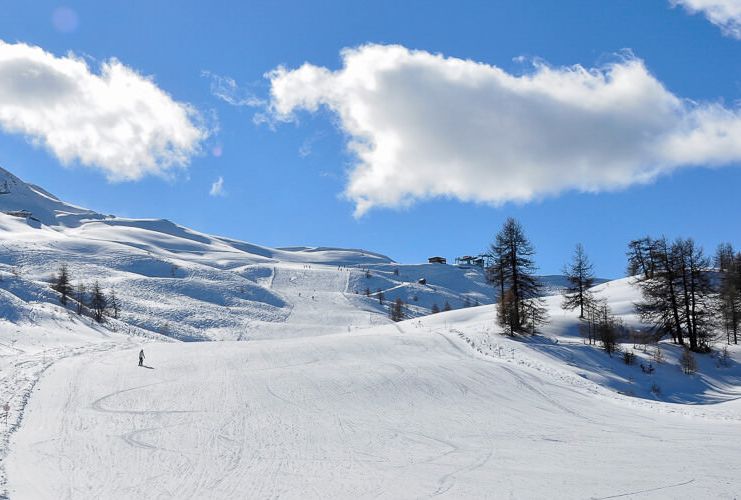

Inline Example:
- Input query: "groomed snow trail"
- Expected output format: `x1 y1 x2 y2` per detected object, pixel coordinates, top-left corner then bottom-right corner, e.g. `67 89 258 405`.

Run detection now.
7 330 741 499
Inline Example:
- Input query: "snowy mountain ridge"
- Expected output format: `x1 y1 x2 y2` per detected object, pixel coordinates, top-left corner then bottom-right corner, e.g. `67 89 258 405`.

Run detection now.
0 165 500 342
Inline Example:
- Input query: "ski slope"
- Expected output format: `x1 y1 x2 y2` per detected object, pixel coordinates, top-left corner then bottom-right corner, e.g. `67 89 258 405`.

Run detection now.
2 164 741 498
0 165 498 342
7 327 741 499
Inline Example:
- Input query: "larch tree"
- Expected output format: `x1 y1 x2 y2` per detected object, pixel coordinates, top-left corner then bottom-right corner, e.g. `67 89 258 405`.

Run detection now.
90 281 108 323
715 243 740 345
561 243 596 319
390 298 405 322
626 237 658 279
109 287 120 320
51 263 72 305
489 217 546 334
75 282 86 315
633 237 714 352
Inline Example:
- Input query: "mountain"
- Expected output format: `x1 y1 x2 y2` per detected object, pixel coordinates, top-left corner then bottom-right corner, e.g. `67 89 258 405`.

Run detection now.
0 166 104 226
0 165 498 341
1 165 739 498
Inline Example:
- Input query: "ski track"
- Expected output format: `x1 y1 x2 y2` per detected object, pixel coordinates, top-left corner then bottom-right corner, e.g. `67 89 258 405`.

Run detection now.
5 331 741 499
0 339 132 499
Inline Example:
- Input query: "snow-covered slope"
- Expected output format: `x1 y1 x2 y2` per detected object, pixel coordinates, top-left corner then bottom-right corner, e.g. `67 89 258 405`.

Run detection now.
7 325 741 499
2 165 740 498
0 166 497 342
0 167 104 226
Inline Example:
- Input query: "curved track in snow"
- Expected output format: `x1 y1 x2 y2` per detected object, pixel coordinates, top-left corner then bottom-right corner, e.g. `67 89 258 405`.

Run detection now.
6 330 741 499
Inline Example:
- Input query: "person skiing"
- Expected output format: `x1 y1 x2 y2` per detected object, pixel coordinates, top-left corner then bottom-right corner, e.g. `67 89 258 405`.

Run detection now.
138 349 145 367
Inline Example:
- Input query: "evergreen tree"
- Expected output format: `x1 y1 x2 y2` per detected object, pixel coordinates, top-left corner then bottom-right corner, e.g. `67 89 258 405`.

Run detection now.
497 289 517 335
51 264 72 305
377 289 384 305
431 303 441 314
109 288 120 319
90 281 108 323
489 217 546 334
443 301 452 312
390 298 405 322
561 243 596 319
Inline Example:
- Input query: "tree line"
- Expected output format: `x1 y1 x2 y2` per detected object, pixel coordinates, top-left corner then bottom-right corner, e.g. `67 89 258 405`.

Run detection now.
627 236 739 350
482 217 738 355
50 264 119 323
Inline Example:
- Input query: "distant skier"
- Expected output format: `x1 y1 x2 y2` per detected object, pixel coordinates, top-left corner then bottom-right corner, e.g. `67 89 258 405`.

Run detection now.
138 349 145 367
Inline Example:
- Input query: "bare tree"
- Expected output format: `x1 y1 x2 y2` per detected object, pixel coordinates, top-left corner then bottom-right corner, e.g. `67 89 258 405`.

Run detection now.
716 243 740 345
633 237 714 352
74 282 86 315
634 237 686 346
626 237 658 279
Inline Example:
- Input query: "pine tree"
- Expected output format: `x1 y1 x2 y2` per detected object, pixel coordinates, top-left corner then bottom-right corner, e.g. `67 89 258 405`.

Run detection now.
390 298 405 322
443 301 452 312
431 303 441 314
377 289 384 305
90 281 108 323
109 288 120 319
561 243 596 319
51 264 72 305
497 289 517 336
489 217 546 334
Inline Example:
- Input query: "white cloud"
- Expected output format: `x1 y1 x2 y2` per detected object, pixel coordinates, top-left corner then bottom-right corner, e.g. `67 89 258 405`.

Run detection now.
0 40 207 181
203 70 264 107
209 176 225 197
266 44 741 216
671 0 741 38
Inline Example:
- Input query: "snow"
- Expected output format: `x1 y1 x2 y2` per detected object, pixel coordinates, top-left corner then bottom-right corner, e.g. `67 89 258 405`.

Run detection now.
1 165 740 498
7 330 741 499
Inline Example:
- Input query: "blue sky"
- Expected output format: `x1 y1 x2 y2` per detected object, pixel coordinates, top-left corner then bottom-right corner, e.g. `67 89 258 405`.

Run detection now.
0 0 739 278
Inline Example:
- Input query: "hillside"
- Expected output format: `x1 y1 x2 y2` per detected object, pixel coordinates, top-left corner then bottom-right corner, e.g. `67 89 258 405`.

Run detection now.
6 314 741 499
0 166 500 342
1 166 740 498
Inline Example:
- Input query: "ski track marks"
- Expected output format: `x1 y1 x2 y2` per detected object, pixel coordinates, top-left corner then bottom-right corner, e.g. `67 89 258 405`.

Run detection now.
6 332 741 499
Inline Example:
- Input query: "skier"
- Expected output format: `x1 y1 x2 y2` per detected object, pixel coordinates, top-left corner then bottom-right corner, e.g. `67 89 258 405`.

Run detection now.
138 349 145 367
